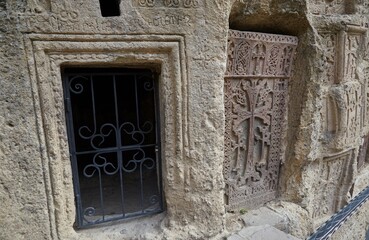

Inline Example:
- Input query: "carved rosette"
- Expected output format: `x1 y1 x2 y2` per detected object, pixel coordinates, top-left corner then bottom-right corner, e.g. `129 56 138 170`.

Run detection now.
224 30 298 210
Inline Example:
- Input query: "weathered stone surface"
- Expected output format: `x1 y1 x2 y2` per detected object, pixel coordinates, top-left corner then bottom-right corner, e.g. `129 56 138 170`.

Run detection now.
224 30 298 211
241 207 288 232
228 225 301 240
267 201 313 239
329 197 369 240
1 0 369 239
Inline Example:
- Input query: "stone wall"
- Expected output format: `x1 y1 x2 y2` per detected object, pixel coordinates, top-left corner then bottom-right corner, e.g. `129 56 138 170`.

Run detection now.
1 0 369 239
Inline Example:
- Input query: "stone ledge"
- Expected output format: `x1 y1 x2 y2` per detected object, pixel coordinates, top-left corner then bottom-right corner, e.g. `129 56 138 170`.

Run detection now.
227 225 301 240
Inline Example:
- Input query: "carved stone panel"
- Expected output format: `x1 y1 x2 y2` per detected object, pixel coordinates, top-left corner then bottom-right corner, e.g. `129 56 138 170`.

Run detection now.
309 0 355 15
342 31 365 82
224 30 298 210
324 82 363 148
312 150 354 219
133 0 203 8
319 26 366 85
320 26 367 148
320 32 338 84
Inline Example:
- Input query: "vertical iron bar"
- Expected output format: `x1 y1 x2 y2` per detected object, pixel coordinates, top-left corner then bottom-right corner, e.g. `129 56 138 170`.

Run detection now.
113 75 126 217
63 69 163 227
134 76 145 212
91 76 105 221
153 73 162 210
63 74 84 227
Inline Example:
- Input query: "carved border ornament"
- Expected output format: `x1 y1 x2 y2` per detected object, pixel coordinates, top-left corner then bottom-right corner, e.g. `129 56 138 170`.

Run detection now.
224 30 298 210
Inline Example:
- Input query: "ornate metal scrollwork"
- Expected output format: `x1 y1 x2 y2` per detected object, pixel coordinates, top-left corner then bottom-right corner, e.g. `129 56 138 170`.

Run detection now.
63 70 163 227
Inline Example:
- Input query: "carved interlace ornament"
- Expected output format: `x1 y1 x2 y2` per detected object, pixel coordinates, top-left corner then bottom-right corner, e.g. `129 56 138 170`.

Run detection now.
224 30 298 210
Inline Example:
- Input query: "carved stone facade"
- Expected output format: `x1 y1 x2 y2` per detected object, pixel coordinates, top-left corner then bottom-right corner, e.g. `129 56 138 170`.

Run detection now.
320 25 367 149
224 30 298 210
2 0 369 239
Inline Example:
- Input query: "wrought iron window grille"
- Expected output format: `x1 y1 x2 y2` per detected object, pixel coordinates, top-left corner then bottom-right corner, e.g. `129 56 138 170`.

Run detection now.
62 67 164 228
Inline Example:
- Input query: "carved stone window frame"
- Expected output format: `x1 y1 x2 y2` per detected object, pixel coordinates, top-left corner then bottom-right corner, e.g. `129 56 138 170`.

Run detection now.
24 34 188 239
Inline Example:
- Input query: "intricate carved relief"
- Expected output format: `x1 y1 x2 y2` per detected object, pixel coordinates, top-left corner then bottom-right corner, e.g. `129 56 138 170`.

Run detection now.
226 31 297 77
309 0 354 15
224 30 298 210
312 150 354 219
343 32 363 81
146 14 191 27
320 26 367 147
320 26 366 85
138 0 156 7
320 33 338 84
134 0 202 8
20 10 125 33
323 83 362 148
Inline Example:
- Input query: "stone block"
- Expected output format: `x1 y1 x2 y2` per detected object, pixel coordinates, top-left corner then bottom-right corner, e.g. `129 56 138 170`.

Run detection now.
241 207 288 232
236 225 301 240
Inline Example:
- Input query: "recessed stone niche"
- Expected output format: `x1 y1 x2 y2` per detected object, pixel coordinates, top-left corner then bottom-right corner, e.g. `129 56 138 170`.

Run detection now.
224 30 298 211
24 33 187 239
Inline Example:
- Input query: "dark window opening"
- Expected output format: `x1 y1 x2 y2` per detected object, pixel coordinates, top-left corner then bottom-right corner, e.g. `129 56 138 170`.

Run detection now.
62 67 163 228
99 0 121 17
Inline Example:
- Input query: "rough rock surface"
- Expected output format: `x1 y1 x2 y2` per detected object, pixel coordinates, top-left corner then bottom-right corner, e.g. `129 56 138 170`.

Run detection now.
227 224 301 240
1 0 369 239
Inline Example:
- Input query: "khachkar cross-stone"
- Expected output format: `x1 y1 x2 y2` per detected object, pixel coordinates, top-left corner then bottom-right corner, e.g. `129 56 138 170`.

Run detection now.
224 30 298 211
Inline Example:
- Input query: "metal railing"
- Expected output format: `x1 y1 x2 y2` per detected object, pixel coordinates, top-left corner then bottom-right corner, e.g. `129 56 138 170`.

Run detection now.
308 185 369 240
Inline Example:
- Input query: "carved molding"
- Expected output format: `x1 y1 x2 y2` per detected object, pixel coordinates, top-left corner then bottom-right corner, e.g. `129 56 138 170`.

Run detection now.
24 34 188 238
320 25 367 149
224 30 298 210
321 85 367 151
309 0 358 15
320 25 366 85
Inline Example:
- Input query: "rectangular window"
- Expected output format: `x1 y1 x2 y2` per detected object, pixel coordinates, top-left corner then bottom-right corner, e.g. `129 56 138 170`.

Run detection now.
99 0 121 17
62 67 163 227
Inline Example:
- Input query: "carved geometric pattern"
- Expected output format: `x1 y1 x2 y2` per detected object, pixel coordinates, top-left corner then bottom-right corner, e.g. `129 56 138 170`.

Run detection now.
343 32 363 81
320 33 338 84
134 0 202 8
226 30 298 77
224 30 298 210
319 26 366 85
320 26 367 148
312 150 354 219
324 82 363 148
